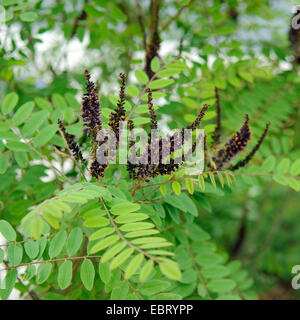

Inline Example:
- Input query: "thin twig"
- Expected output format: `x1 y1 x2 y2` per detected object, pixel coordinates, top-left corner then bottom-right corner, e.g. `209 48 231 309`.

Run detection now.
162 0 195 30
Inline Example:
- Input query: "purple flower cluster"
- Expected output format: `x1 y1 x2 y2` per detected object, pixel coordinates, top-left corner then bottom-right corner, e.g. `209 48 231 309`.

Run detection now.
58 119 86 165
108 73 126 143
147 88 157 130
81 70 101 139
230 121 270 171
75 70 268 183
89 159 108 179
126 96 209 181
211 115 251 170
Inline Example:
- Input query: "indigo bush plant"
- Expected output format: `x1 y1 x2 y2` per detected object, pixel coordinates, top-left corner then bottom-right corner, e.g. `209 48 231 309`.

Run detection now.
0 0 300 301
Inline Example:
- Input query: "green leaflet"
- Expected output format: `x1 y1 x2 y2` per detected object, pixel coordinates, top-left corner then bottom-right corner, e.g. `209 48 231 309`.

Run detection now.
124 254 144 279
135 70 149 84
52 93 68 109
109 248 134 270
6 141 30 152
139 279 170 296
111 282 129 300
37 237 47 259
140 242 173 249
151 57 160 72
149 79 174 90
14 152 28 168
24 241 39 259
209 173 217 189
115 213 149 224
198 175 205 191
164 195 187 213
83 216 109 228
7 244 23 266
172 181 181 195
0 220 16 241
127 85 140 97
0 155 9 174
48 231 67 258
159 261 182 281
99 262 111 284
1 92 19 114
277 158 290 174
207 279 236 293
22 110 49 137
101 242 126 263
139 260 154 282
23 265 36 281
131 236 167 245
20 12 38 22
160 184 167 196
119 222 155 232
185 179 194 195
195 252 224 267
197 284 207 298
202 265 230 279
58 260 73 289
150 293 182 300
66 227 83 256
0 269 18 300
110 202 140 215
176 193 198 217
35 97 52 111
89 227 115 241
80 259 95 291
124 229 159 238
90 235 119 254
12 101 34 126
290 159 300 176
36 263 52 284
